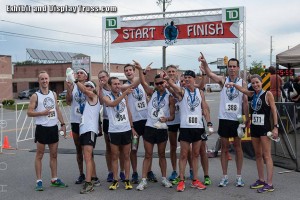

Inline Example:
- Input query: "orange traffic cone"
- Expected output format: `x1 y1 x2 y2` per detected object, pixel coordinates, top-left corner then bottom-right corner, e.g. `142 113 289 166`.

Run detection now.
69 131 73 138
2 136 12 149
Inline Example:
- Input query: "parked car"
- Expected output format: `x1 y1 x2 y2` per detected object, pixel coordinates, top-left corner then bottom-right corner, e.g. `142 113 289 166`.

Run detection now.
205 84 222 92
58 90 67 99
18 88 39 99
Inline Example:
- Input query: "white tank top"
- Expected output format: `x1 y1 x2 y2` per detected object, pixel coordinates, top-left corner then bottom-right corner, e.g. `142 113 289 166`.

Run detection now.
146 90 170 129
70 84 86 123
35 90 58 127
106 92 131 133
179 88 203 128
127 83 147 122
219 77 243 121
79 98 100 135
102 88 111 119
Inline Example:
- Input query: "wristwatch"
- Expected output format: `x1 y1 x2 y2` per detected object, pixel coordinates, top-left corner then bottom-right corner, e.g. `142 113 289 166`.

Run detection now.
274 124 279 128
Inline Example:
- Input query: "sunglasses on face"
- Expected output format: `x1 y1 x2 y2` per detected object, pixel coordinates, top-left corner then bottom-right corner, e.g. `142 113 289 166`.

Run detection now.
85 85 93 88
155 81 164 86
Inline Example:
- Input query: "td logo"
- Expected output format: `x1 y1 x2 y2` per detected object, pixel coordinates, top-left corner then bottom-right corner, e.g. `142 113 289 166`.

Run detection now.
222 7 244 22
106 17 118 29
226 8 240 21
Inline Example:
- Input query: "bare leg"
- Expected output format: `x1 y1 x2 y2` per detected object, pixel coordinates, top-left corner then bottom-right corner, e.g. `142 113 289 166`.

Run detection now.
141 140 154 178
200 141 209 177
157 141 167 177
179 141 190 180
73 133 84 175
104 133 112 172
120 144 131 180
191 141 201 180
233 137 243 175
110 143 120 180
35 142 46 180
48 142 58 179
83 145 93 182
261 136 273 185
251 137 264 181
220 137 230 175
168 131 178 172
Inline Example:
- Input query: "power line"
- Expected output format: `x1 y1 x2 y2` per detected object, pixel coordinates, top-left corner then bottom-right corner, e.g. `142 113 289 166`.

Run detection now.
0 20 101 38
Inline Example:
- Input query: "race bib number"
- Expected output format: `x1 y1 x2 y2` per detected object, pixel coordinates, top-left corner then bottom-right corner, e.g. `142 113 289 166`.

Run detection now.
225 103 239 113
80 116 84 126
252 114 264 125
48 109 56 119
135 100 147 111
186 115 199 126
113 113 128 125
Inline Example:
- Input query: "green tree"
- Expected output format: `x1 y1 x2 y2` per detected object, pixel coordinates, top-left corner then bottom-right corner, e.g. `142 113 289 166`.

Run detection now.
249 60 265 75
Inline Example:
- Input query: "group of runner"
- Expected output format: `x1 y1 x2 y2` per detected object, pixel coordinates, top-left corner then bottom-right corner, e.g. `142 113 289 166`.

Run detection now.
28 52 279 194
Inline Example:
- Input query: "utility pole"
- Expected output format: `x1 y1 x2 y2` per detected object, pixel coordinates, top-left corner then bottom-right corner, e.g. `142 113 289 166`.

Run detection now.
270 36 273 66
157 0 172 69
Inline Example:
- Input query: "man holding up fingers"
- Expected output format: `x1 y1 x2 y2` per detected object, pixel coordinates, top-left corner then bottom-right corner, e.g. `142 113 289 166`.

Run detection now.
200 53 249 187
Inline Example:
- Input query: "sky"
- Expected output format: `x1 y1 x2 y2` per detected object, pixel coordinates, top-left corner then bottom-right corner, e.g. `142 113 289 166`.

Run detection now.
1 0 300 72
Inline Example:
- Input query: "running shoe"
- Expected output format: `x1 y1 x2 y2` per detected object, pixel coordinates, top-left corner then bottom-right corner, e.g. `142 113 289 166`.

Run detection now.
189 170 194 180
80 182 94 194
107 172 113 182
51 179 68 188
91 177 101 187
136 178 148 191
75 174 85 184
131 172 139 184
168 171 178 181
250 180 265 189
235 177 245 187
257 184 274 193
171 176 180 185
120 171 126 182
147 171 158 182
191 179 206 190
176 180 185 192
109 180 119 190
161 178 173 188
204 176 212 185
218 177 229 187
124 180 133 190
35 181 43 191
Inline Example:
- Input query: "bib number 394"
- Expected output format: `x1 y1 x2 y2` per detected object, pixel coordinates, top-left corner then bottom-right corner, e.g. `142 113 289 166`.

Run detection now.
225 103 239 113
252 114 264 125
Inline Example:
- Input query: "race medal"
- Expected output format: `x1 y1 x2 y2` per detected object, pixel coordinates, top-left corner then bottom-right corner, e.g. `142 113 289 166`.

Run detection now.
151 108 159 120
80 116 84 126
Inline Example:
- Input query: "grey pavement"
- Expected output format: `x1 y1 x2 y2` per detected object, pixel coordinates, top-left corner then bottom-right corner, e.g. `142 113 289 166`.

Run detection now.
1 92 300 200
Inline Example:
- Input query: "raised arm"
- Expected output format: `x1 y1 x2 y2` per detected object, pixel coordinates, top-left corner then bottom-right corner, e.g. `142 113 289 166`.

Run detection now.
133 60 154 96
165 74 184 101
102 88 133 107
121 77 140 92
198 52 225 86
65 82 74 105
75 81 95 99
225 81 254 97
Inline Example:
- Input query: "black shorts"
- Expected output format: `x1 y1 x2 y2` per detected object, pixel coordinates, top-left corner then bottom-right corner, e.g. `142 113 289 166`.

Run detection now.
109 130 132 145
168 124 180 133
35 125 59 144
218 119 239 138
250 125 269 138
103 119 109 134
71 123 80 134
178 128 205 143
133 119 147 136
80 131 97 148
143 126 168 144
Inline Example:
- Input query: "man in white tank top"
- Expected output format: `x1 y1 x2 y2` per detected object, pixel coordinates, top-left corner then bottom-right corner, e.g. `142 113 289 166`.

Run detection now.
200 52 250 187
102 77 135 190
166 70 211 192
66 68 88 184
98 70 126 183
122 63 157 184
27 71 68 191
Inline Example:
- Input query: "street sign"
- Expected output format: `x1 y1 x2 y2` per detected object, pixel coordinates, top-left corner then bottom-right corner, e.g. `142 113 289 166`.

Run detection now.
217 58 226 69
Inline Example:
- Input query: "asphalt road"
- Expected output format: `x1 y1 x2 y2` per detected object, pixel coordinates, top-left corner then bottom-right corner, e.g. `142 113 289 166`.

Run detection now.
1 92 300 200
